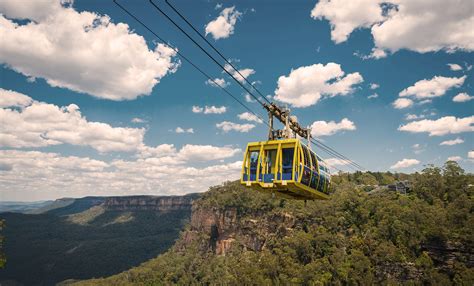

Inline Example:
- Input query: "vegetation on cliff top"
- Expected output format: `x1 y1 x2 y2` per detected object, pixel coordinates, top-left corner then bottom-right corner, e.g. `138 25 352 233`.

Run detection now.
75 161 473 285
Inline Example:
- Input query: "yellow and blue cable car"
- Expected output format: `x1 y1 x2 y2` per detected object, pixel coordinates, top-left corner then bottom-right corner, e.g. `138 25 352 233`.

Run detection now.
241 138 331 200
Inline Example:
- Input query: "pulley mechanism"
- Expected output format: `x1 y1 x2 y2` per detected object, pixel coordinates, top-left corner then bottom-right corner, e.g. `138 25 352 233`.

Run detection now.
263 102 311 144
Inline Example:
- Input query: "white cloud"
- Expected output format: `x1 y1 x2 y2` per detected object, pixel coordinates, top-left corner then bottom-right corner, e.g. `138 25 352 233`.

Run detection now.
138 144 177 159
0 89 145 152
399 116 474 136
311 0 474 56
177 145 240 161
399 76 466 99
192 105 227 114
368 93 378 99
468 151 474 159
237 112 263 123
447 63 463 71
390 158 420 169
311 0 385 44
244 93 256 103
131 117 146 123
274 63 363 108
0 149 243 201
0 88 33 107
453 92 473 102
224 63 255 83
0 0 67 21
205 6 241 40
325 158 351 167
175 127 194 134
216 121 255 133
310 118 356 136
440 138 464 146
393 98 413 109
206 78 230 88
192 106 204 113
370 83 380 90
405 113 423 120
204 106 227 114
0 0 179 100
447 156 462 162
412 143 425 154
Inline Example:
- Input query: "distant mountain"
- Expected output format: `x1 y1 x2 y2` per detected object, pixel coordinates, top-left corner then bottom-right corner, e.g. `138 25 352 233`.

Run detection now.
0 194 199 286
73 164 473 285
0 201 54 214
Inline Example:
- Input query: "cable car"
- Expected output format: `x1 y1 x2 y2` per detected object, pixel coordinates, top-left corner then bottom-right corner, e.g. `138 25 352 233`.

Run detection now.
241 104 331 200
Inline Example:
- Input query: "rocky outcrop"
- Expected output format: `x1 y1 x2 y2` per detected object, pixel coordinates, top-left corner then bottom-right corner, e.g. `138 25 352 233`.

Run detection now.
104 194 199 212
179 204 300 255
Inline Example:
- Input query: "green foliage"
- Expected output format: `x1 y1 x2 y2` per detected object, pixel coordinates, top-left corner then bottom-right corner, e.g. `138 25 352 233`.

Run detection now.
76 162 473 285
0 220 5 269
0 207 192 285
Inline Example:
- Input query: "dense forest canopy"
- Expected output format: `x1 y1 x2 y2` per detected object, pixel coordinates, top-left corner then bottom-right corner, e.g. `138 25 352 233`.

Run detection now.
75 161 473 285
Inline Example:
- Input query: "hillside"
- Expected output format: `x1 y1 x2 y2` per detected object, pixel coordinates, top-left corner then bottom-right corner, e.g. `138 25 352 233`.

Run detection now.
75 162 473 285
0 194 199 286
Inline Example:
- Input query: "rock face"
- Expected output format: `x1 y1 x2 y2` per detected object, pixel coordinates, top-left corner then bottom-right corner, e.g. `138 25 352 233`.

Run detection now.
179 204 299 255
104 194 199 212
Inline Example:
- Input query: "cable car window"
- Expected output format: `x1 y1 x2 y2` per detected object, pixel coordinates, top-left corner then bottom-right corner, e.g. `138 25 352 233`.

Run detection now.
264 149 277 174
309 151 318 188
282 148 294 180
249 151 259 177
301 145 311 185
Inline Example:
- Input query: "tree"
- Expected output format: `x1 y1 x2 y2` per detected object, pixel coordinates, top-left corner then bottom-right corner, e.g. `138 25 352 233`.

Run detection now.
0 220 5 269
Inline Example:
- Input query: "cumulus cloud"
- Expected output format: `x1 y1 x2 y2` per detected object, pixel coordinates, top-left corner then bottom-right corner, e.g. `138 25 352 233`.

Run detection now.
370 83 380 90
0 89 145 152
310 118 356 136
177 145 240 161
0 150 242 201
325 158 351 167
392 98 413 109
405 114 423 120
175 127 194 134
192 106 204 113
447 156 462 162
311 0 385 44
399 76 466 99
368 93 378 99
274 63 363 108
192 105 227 114
237 112 263 123
0 0 179 100
204 106 227 114
216 121 255 132
398 116 474 136
223 63 256 83
447 63 463 71
131 117 146 123
453 92 473 102
0 88 33 107
390 158 420 169
311 0 474 56
468 151 474 159
440 138 464 146
205 78 230 88
205 6 241 40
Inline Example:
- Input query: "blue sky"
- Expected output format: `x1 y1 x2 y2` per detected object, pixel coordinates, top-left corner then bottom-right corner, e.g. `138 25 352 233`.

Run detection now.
0 0 472 201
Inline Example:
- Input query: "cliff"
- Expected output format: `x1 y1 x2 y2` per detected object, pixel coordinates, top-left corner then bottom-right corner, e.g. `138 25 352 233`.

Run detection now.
103 194 199 212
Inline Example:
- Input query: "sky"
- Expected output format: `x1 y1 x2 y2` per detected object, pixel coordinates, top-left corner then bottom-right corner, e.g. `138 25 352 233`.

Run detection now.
0 0 473 201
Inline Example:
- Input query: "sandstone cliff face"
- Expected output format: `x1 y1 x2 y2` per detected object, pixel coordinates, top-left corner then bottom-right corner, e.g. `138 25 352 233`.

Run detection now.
180 204 300 255
104 194 199 212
